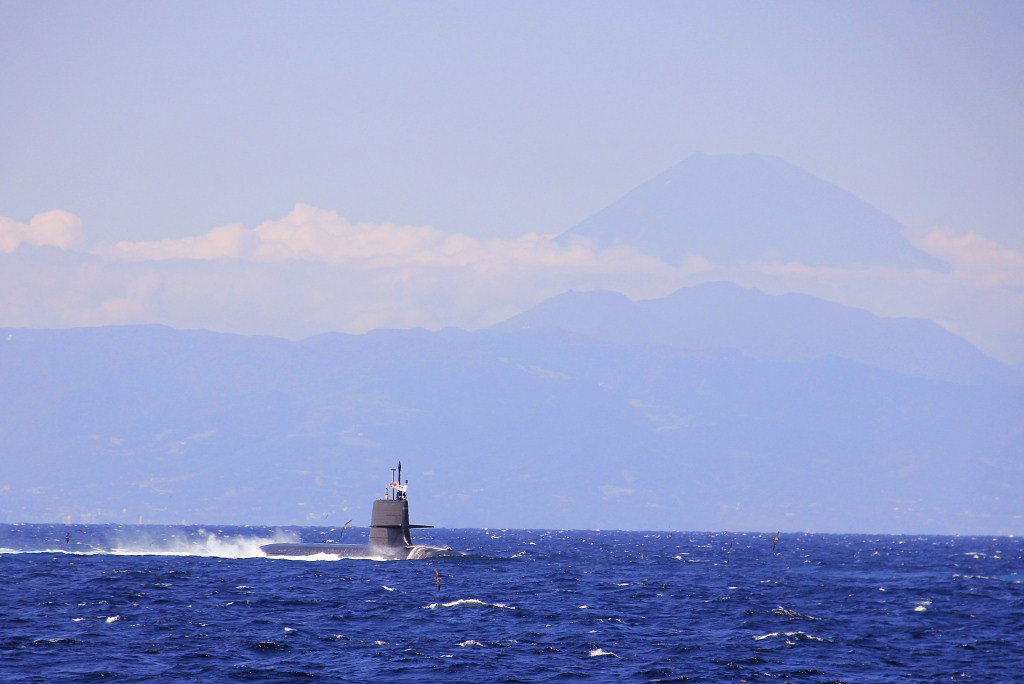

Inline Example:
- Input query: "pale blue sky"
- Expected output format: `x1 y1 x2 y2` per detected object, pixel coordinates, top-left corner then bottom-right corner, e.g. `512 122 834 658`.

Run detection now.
2 1 1022 247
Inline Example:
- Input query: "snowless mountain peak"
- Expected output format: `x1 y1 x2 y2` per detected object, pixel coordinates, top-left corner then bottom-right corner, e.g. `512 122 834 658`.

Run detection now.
560 152 946 270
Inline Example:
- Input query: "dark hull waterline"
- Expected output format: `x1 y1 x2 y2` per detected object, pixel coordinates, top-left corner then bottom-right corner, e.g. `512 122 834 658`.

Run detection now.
259 542 449 560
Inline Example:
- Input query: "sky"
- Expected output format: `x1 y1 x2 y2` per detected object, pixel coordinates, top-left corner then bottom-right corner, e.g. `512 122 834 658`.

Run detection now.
1 1 1022 360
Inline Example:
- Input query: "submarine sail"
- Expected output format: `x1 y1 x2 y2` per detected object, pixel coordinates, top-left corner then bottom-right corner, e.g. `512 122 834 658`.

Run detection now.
260 461 441 559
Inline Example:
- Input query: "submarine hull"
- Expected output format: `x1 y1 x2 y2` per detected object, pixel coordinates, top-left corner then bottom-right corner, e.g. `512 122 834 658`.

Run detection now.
259 542 447 560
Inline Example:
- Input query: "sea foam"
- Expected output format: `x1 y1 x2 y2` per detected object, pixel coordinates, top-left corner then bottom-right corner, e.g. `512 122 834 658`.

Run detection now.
423 598 515 610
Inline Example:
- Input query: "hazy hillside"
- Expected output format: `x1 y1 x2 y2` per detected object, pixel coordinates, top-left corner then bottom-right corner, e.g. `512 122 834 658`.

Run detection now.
559 152 945 270
495 282 1017 385
2 316 1021 535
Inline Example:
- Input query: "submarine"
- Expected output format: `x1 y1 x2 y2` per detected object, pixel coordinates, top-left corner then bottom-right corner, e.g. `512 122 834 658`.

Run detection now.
260 462 447 560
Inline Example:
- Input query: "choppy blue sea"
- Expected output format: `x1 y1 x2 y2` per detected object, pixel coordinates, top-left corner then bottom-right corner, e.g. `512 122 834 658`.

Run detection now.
1 525 1021 682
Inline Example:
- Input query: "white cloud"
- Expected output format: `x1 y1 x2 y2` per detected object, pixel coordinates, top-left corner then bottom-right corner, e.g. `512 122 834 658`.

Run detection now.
1 205 1022 363
910 228 1024 289
97 203 682 275
0 210 84 253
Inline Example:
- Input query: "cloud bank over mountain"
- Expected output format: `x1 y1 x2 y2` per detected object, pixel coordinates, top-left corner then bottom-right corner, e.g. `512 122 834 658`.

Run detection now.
1 203 1022 362
1 154 1022 361
0 204 687 336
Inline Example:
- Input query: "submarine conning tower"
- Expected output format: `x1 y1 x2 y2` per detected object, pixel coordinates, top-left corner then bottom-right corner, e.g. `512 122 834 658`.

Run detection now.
368 461 432 549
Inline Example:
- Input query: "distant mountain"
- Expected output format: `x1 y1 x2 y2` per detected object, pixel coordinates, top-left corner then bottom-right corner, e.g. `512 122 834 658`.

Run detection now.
559 152 945 270
2 322 1021 535
493 282 1017 385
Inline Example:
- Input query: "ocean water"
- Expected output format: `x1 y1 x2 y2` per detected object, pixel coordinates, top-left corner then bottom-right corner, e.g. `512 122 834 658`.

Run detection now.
0 525 1021 682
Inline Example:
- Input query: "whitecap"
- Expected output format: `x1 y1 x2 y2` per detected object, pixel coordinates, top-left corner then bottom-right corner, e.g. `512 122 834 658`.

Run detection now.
458 640 485 647
283 627 296 632
422 598 515 610
589 648 618 657
754 631 826 643
773 606 820 620
105 616 121 623
382 586 397 592
373 640 389 645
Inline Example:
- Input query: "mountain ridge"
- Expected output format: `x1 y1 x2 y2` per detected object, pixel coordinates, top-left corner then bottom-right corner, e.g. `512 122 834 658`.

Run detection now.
493 281 1015 386
2 313 1021 534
